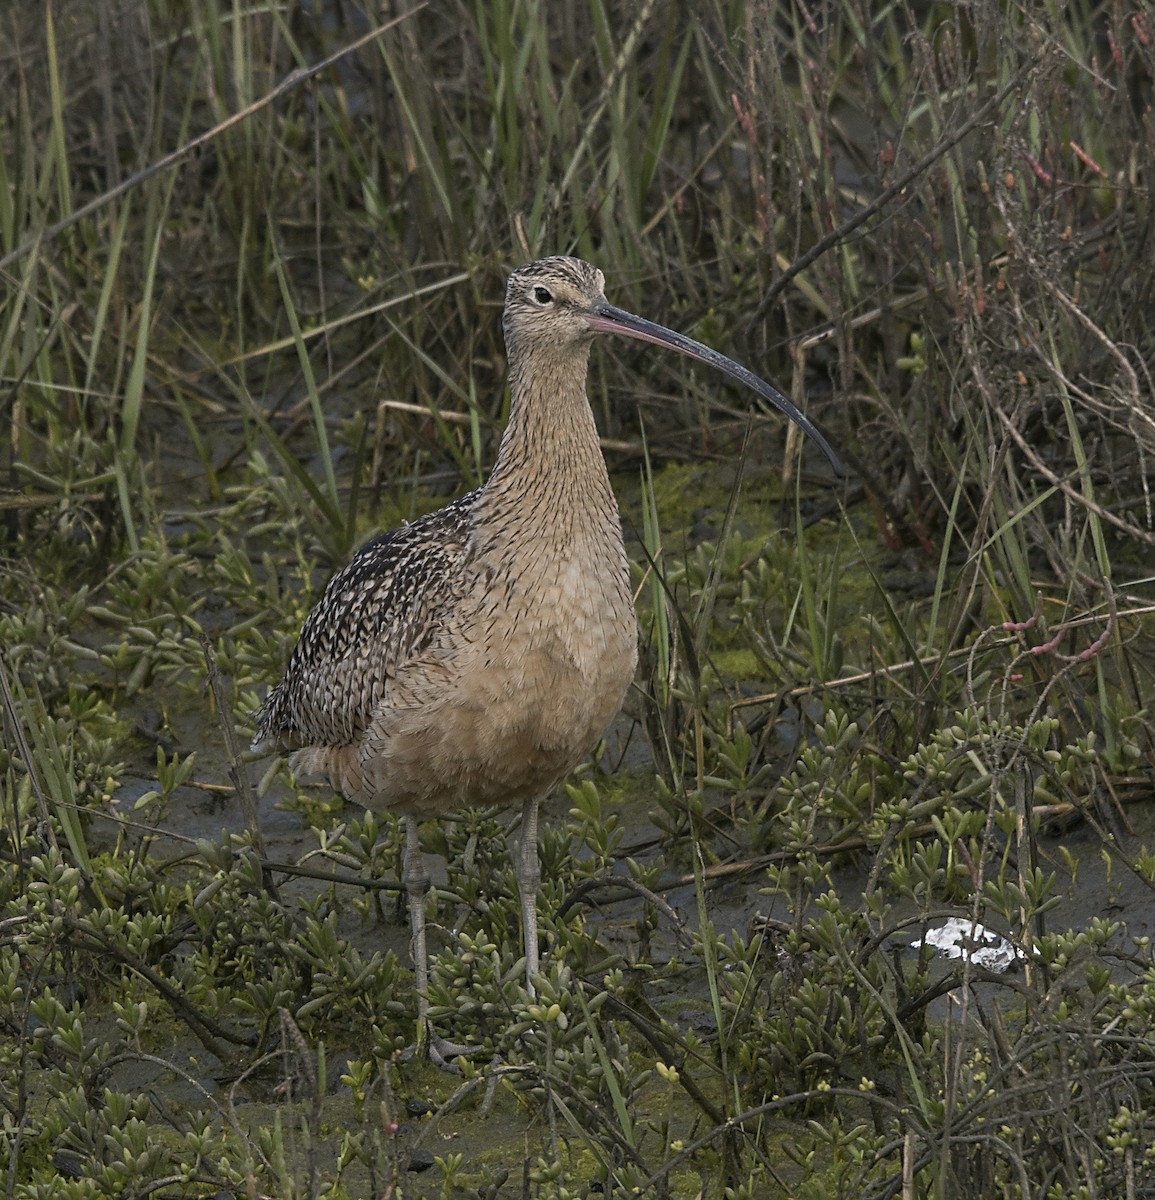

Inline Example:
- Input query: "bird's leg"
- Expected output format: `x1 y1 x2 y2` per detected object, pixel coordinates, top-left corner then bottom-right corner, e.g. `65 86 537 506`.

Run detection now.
404 816 433 1046
517 795 542 998
402 816 477 1069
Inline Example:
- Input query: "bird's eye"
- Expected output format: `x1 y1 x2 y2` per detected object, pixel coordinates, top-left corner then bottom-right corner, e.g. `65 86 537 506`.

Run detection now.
532 285 553 305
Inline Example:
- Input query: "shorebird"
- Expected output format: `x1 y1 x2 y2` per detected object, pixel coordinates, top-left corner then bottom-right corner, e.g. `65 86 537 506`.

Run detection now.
252 256 841 1063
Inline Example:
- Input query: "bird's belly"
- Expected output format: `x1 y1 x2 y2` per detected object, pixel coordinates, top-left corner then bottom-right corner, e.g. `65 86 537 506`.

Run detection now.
348 595 638 820
359 631 635 818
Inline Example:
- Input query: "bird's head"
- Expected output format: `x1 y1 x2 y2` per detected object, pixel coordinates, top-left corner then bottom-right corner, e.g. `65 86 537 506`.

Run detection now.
503 256 609 356
503 255 844 476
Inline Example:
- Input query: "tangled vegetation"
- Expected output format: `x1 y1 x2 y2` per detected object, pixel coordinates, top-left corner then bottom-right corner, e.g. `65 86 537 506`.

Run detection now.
2 1 1153 1196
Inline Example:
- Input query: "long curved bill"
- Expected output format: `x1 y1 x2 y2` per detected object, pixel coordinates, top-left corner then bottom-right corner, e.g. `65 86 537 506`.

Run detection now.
586 303 844 477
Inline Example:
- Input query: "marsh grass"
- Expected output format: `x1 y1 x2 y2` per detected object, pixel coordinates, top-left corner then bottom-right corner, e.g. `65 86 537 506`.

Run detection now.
2 0 1154 1196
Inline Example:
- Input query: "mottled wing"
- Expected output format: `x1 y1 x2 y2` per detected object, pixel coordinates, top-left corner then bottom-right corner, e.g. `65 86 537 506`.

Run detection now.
252 490 479 752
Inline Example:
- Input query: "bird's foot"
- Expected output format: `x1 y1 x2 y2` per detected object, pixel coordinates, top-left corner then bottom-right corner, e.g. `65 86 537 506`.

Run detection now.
399 1027 481 1072
427 1032 480 1071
